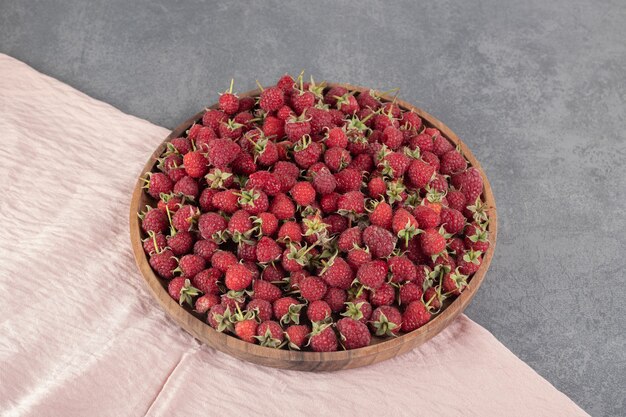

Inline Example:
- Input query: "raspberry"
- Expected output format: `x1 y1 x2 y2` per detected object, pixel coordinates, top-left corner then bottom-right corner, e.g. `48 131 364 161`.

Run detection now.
290 181 316 206
440 149 467 175
259 86 285 112
337 318 370 350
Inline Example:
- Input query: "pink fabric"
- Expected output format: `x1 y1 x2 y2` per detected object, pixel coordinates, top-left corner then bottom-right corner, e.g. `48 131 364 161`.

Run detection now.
0 53 589 417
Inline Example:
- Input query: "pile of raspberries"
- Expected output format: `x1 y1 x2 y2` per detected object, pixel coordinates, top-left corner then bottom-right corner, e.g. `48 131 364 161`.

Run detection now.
139 74 490 352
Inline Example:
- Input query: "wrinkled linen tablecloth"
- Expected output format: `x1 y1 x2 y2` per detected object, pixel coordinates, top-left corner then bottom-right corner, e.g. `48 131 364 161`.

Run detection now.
0 54 589 417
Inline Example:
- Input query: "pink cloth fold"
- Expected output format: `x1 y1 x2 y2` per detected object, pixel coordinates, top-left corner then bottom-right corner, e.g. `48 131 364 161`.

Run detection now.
0 54 589 417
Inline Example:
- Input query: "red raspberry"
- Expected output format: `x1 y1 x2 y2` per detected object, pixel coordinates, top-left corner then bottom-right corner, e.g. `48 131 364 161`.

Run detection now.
401 300 432 332
253 212 279 237
256 321 285 348
370 305 402 336
388 255 417 283
442 269 469 296
270 193 296 220
325 127 348 148
401 111 423 132
230 152 257 175
273 297 303 324
337 191 365 214
346 246 372 270
172 205 200 232
277 74 295 92
143 232 167 255
238 96 255 112
362 225 396 258
413 205 440 229
149 249 177 279
324 86 348 106
225 263 253 291
191 268 221 295
173 176 199 200
194 294 220 314
141 207 168 234
312 167 337 195
464 223 490 253
447 190 467 212
182 151 208 178
293 140 322 168
407 159 435 189
235 319 258 343
202 109 227 131
324 214 348 235
195 127 217 152
334 168 362 192
145 172 173 199
252 280 282 303
324 147 351 173
349 153 374 173
321 257 354 290
366 176 385 199
309 325 338 352
247 299 273 321
291 91 315 114
168 277 200 306
421 151 440 171
256 236 282 263
337 227 362 252
277 221 302 243
167 230 194 256
409 133 434 153
237 242 257 262
433 135 454 156
324 287 347 312
262 115 285 138
259 86 285 112
285 116 312 142
285 324 310 350
337 318 370 350
399 282 423 305
440 149 467 175
193 239 218 261
211 189 239 214
207 138 241 168
198 212 227 241
221 290 247 311
357 260 388 290
457 249 482 275
429 173 449 193
356 89 382 110
306 300 331 322
290 181 316 206
373 113 398 131
219 83 239 115
382 152 410 178
319 192 340 213
370 282 395 306
211 250 238 272
440 207 466 234
451 168 484 204
198 188 215 212
420 229 446 256
336 93 359 114
299 276 328 302
382 126 403 150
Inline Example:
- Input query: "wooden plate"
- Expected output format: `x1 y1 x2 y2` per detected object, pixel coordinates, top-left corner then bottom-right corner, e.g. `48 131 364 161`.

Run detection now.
129 83 497 371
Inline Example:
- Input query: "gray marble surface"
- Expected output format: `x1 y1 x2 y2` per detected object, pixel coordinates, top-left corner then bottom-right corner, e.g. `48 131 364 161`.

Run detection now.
2 1 625 415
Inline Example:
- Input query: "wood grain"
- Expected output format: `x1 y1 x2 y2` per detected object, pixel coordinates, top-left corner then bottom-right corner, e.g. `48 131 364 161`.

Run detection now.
129 83 498 371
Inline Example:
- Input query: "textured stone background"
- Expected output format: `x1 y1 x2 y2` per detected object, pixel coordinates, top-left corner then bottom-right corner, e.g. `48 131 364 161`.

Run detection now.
1 1 625 415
